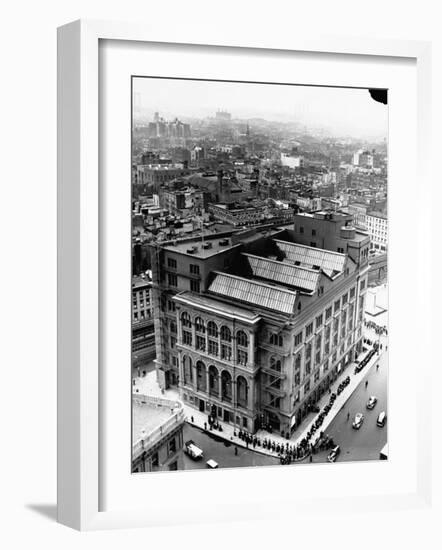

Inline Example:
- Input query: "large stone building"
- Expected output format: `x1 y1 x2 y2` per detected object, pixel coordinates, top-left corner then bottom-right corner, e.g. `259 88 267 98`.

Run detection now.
132 394 184 473
150 211 370 435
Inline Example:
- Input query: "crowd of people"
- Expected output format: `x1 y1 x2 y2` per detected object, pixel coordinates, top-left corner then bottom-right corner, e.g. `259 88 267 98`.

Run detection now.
364 320 388 336
232 375 351 464
235 429 312 463
186 335 386 464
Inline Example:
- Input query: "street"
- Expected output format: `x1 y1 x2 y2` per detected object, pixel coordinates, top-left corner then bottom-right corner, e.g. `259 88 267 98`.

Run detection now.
181 351 387 469
312 350 388 463
182 424 279 470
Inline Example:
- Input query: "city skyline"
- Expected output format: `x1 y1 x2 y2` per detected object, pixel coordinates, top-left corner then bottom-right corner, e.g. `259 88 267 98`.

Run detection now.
133 77 388 140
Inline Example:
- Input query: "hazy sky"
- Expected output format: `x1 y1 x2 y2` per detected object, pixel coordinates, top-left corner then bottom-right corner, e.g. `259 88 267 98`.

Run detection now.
133 77 388 140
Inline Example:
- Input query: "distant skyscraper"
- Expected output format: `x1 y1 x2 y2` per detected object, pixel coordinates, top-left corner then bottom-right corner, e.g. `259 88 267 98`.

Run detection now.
147 112 191 139
215 109 232 121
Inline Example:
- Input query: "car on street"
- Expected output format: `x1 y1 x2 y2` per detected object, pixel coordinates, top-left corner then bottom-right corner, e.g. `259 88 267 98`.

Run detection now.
184 440 204 460
327 445 341 463
206 459 219 469
352 413 364 429
366 396 378 410
376 411 387 427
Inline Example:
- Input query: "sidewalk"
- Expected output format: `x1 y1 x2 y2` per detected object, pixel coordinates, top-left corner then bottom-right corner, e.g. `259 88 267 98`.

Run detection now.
292 348 381 447
132 346 384 459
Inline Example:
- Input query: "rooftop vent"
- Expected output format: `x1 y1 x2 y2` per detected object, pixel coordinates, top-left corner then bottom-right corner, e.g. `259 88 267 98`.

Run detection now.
186 245 198 254
219 238 229 246
202 242 213 250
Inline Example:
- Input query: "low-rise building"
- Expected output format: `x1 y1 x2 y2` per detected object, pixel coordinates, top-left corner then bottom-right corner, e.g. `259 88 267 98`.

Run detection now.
159 187 210 217
132 394 185 473
136 164 189 191
280 153 304 169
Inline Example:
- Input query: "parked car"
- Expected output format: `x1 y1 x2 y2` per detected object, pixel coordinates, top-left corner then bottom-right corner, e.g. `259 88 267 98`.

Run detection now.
354 362 363 374
366 396 378 410
184 440 204 460
206 459 219 469
352 413 364 429
327 445 341 463
376 411 387 427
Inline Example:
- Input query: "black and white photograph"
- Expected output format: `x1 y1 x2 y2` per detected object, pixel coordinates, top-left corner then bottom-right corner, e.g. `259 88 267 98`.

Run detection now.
131 76 389 473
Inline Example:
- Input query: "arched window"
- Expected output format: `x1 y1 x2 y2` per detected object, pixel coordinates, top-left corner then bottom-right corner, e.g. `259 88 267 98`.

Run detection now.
237 376 248 408
208 365 219 396
207 321 218 338
221 370 232 401
220 326 231 342
270 356 282 372
196 361 206 392
183 355 193 385
195 317 205 333
181 311 191 328
236 330 248 348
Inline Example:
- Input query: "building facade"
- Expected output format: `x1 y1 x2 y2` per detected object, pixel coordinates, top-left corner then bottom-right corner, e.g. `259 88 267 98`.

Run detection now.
136 164 189 191
365 212 388 252
132 276 156 368
159 187 210 217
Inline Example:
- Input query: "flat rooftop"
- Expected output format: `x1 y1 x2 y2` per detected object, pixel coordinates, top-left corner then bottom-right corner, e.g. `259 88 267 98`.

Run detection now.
138 164 185 171
132 399 177 445
350 231 371 243
132 275 152 289
162 236 241 258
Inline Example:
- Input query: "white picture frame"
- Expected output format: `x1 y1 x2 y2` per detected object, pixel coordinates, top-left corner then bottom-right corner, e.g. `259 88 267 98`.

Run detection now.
57 19 432 531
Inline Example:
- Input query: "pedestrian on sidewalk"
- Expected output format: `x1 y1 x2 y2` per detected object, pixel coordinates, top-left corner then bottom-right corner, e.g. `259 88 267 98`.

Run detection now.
347 411 350 421
235 446 238 456
376 364 379 371
204 422 207 430
191 416 194 423
365 380 368 388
